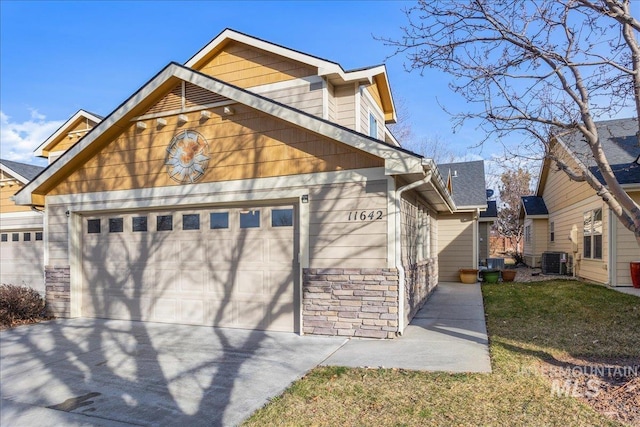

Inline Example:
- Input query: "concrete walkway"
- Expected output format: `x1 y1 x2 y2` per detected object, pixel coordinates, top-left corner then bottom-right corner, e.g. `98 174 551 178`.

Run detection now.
323 282 492 373
612 286 640 297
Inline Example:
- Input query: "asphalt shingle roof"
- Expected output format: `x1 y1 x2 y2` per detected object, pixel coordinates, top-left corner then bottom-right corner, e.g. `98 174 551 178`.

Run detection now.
557 118 640 185
521 196 548 216
0 158 45 182
438 160 488 208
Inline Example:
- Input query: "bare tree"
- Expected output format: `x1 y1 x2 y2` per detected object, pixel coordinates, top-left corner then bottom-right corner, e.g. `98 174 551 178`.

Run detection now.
388 96 414 144
381 0 640 244
495 168 532 260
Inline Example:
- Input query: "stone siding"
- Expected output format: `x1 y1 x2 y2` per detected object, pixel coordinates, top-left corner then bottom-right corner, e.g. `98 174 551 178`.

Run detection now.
404 258 438 325
45 265 70 317
303 267 399 339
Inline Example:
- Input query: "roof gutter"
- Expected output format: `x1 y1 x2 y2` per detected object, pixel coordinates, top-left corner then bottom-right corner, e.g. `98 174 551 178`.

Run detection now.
395 170 433 335
423 159 456 213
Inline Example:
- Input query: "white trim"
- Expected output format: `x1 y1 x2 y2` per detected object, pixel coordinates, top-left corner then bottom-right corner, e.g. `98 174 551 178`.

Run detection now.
185 29 383 85
16 65 424 205
609 207 617 287
354 83 361 133
298 195 309 334
43 199 49 266
250 75 324 95
321 79 329 120
0 210 43 219
69 212 82 317
473 209 479 269
47 168 386 208
386 176 396 268
0 163 30 184
34 110 102 158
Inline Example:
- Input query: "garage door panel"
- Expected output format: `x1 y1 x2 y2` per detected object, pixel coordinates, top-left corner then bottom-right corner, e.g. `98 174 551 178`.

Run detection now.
82 205 296 332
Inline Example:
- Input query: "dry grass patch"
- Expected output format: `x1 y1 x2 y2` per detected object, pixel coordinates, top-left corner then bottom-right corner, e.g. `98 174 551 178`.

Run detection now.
246 281 638 426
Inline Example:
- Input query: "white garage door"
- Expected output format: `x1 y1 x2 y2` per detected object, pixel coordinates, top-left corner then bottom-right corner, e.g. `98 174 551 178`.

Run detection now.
81 205 296 332
0 230 44 293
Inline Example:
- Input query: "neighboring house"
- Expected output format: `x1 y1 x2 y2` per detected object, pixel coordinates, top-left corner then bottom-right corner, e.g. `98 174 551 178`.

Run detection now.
13 28 488 338
478 200 497 264
521 118 640 286
0 159 45 292
436 161 489 277
34 110 103 164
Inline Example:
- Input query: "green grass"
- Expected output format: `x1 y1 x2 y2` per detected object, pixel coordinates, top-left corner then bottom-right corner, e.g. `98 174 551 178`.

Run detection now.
244 281 640 426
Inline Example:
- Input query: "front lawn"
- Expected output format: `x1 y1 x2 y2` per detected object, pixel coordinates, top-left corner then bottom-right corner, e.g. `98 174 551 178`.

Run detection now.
245 281 640 426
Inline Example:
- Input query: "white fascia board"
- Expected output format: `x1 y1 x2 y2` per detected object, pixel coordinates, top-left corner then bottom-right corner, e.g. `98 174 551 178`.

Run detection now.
46 167 386 209
0 163 29 185
185 29 343 76
33 110 102 157
15 65 180 205
177 68 424 174
422 158 456 212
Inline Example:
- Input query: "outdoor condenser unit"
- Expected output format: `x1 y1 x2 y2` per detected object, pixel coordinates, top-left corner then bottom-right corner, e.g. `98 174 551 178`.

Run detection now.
541 252 568 275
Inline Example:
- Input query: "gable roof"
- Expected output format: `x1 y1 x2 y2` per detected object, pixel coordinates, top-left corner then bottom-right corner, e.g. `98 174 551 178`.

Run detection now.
0 159 45 184
437 160 488 209
185 28 397 123
33 109 103 158
479 200 497 220
555 117 640 186
14 62 428 207
521 196 548 218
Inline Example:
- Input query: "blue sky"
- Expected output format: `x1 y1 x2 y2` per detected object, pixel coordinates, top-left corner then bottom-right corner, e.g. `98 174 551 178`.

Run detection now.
0 0 499 165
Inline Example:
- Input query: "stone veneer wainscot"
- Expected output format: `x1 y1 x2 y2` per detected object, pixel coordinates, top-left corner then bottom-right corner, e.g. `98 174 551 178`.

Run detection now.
302 267 399 339
45 265 70 318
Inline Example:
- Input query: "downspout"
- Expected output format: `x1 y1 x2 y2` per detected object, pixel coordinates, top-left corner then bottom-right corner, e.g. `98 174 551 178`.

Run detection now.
395 170 433 335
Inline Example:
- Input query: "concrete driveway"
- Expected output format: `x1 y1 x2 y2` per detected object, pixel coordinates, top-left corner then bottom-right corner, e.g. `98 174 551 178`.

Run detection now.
0 319 345 426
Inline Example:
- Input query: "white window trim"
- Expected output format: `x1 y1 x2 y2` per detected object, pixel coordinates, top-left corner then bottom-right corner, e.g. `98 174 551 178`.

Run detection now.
583 208 603 260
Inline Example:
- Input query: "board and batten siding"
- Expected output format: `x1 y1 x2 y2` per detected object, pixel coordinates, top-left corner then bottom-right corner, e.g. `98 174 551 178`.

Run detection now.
196 41 317 89
437 213 474 282
49 105 383 196
614 191 640 286
333 84 356 131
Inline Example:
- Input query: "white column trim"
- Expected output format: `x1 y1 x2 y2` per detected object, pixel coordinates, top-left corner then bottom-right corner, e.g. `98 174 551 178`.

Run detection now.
69 212 82 317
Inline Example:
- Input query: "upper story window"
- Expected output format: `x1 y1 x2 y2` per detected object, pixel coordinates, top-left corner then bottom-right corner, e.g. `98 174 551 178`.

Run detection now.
524 225 531 244
583 209 602 259
369 112 378 139
549 222 555 243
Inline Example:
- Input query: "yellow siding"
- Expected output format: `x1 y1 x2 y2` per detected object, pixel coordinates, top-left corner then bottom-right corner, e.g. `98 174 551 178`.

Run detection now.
48 104 383 196
366 83 384 113
437 213 474 282
196 41 317 88
0 171 30 213
615 191 640 286
543 146 597 212
46 117 99 155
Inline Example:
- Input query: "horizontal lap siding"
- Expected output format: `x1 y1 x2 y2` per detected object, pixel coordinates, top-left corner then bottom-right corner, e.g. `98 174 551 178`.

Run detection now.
197 41 316 88
309 180 388 268
360 89 384 138
48 118 99 154
47 204 69 266
437 213 474 282
333 84 355 130
615 191 640 286
544 147 598 212
0 214 43 230
1 182 31 214
48 105 383 195
260 84 323 118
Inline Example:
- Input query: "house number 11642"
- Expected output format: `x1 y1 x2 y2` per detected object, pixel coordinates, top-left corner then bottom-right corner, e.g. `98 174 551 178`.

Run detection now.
347 210 384 221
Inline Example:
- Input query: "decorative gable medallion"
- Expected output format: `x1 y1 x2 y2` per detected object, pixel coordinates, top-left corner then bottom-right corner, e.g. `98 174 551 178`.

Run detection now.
165 130 210 184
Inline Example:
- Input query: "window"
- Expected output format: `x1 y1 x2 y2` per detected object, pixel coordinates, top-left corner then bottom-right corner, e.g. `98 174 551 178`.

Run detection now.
210 212 229 229
583 209 603 259
549 222 555 243
157 215 173 231
525 225 531 244
271 209 293 227
109 218 124 233
88 219 101 234
35 232 43 241
12 233 19 242
132 216 147 232
369 112 378 139
240 210 260 228
1 233 7 242
23 232 31 241
183 214 200 230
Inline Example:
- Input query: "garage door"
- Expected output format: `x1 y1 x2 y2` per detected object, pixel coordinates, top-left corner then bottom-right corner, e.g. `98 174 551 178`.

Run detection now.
0 230 44 293
81 205 296 332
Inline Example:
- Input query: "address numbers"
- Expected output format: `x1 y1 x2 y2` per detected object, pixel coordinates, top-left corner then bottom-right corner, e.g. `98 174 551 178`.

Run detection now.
347 210 384 221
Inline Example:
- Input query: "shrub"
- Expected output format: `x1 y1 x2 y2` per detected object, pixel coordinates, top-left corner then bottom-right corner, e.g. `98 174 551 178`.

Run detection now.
0 284 47 328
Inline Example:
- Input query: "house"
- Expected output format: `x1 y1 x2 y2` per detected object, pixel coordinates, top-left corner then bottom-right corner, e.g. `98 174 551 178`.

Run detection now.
0 159 45 291
479 200 497 264
521 118 640 286
12 29 488 338
437 161 489 275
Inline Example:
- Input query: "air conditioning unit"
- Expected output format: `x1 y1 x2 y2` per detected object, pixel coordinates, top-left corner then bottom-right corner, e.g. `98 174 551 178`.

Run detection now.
541 252 568 275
